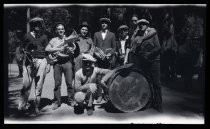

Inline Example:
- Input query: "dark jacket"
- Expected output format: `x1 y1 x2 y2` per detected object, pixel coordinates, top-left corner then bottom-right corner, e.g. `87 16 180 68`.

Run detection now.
93 30 116 55
23 32 48 59
135 33 161 61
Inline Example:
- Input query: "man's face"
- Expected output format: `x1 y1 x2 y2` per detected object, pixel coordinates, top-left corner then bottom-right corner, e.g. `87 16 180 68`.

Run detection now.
120 29 128 39
33 22 42 34
139 23 147 32
80 26 88 37
82 60 94 76
131 17 138 25
56 24 65 36
101 22 108 30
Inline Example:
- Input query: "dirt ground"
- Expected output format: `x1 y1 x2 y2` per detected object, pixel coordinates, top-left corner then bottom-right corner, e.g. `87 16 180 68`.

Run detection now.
4 64 204 124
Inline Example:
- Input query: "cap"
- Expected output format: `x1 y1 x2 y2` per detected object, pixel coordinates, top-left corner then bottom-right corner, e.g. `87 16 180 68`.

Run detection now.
99 18 111 24
78 21 90 30
82 53 96 62
29 17 44 23
117 25 129 32
137 19 149 25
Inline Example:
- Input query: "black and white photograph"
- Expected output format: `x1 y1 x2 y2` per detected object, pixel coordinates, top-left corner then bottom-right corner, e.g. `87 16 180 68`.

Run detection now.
4 4 206 124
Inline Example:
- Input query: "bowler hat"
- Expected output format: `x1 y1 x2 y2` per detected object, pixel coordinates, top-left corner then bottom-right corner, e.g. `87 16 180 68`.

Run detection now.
99 18 111 24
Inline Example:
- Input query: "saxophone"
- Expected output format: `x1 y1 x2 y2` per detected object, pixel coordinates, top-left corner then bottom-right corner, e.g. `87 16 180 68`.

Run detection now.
48 30 79 63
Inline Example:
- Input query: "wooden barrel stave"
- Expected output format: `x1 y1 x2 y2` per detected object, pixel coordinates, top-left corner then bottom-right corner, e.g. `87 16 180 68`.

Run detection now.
107 64 152 112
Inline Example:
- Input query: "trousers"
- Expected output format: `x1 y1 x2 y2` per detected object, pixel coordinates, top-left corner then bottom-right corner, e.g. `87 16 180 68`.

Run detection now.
18 58 48 110
53 60 74 105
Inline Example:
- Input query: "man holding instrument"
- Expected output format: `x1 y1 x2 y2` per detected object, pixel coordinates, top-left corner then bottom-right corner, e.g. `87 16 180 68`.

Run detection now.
93 17 116 103
45 22 79 110
18 17 51 115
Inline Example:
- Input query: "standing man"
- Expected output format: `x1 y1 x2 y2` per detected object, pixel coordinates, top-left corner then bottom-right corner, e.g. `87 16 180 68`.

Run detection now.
93 17 116 103
131 19 162 112
75 21 94 72
116 25 131 66
15 44 24 78
45 22 79 110
129 14 139 43
18 17 51 115
73 53 110 115
93 17 116 69
161 13 178 80
15 30 24 78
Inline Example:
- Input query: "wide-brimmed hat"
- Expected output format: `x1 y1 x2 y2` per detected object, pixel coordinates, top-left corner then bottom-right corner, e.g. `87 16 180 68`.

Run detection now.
78 21 90 30
99 17 111 24
137 19 150 25
117 25 129 32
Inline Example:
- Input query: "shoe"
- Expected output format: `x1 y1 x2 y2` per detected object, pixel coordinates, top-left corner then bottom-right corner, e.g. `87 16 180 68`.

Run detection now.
96 96 102 103
74 104 84 114
35 107 41 115
87 107 94 116
68 100 77 107
52 103 61 110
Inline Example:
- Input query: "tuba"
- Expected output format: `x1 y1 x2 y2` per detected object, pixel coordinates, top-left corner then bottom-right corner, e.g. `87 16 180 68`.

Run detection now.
48 30 79 63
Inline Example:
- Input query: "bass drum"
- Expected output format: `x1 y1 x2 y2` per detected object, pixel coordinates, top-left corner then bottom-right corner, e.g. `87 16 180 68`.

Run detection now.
106 64 153 112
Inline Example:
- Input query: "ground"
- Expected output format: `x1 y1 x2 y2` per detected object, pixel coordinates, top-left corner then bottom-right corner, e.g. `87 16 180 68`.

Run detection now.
5 64 204 124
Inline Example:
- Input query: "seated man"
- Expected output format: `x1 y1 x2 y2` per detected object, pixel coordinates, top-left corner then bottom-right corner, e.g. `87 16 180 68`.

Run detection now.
73 53 110 115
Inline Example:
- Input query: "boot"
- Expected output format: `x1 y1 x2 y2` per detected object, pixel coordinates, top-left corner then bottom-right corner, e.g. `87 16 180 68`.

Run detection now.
86 106 94 116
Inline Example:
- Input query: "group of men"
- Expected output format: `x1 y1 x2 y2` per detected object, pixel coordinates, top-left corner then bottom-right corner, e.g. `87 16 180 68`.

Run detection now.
16 14 163 116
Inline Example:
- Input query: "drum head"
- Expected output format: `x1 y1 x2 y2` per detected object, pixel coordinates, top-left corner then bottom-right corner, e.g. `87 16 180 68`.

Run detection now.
108 68 151 112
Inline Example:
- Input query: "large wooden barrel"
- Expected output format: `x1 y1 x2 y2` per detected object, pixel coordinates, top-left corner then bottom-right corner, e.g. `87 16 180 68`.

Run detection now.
106 64 153 112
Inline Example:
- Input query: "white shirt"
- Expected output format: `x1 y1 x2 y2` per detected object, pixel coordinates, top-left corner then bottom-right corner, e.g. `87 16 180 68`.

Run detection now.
120 36 129 54
30 31 36 38
101 30 108 40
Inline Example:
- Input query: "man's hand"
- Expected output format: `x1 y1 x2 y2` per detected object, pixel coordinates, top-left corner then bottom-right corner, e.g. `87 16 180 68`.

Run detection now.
45 64 51 74
106 53 111 57
66 46 75 54
89 83 97 94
